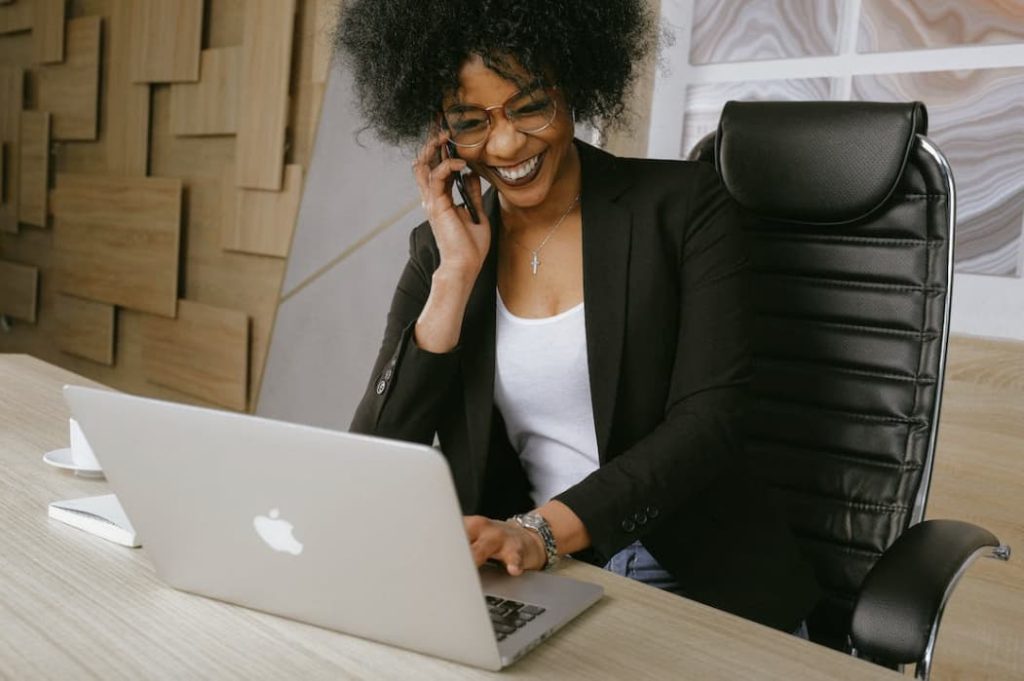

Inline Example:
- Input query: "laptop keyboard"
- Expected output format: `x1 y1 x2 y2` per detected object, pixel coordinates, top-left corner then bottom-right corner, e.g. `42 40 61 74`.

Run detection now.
485 595 546 641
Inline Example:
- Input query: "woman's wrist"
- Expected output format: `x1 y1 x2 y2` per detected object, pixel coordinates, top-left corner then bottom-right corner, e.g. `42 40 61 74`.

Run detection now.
536 500 591 556
414 267 478 352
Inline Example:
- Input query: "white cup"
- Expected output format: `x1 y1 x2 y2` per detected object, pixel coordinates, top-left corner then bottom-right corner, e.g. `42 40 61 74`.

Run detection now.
69 418 101 470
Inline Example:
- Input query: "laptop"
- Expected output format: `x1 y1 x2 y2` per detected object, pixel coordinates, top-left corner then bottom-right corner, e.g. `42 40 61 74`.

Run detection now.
63 385 603 670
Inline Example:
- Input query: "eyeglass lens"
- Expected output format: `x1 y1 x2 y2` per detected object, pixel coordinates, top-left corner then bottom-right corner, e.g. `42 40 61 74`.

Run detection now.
444 86 556 147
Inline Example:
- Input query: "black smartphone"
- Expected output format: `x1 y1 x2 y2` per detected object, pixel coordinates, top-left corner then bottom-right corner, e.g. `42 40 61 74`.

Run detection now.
445 140 481 224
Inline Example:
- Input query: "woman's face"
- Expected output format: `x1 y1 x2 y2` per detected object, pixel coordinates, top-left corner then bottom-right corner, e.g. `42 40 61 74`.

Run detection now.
442 54 577 211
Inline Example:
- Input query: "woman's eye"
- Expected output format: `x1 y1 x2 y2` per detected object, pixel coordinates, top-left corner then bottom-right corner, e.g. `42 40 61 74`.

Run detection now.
512 99 551 116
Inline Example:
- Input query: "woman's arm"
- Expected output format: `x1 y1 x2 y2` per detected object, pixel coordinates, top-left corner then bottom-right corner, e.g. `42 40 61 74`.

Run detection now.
350 132 490 442
552 163 752 561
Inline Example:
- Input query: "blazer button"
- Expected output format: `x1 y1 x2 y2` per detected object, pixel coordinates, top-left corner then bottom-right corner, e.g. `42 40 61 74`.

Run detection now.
633 511 648 525
383 367 393 380
375 379 387 395
646 506 660 519
621 519 636 533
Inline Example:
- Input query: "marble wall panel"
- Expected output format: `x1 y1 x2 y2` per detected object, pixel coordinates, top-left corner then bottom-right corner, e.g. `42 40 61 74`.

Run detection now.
852 68 1024 277
680 78 833 157
690 0 840 65
859 0 1024 53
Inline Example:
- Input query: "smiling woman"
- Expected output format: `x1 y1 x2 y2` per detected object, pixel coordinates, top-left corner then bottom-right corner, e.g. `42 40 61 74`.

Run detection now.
336 0 821 638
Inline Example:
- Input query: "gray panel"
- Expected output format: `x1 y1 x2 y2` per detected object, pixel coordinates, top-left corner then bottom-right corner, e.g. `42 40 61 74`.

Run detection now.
257 207 422 429
282 62 418 296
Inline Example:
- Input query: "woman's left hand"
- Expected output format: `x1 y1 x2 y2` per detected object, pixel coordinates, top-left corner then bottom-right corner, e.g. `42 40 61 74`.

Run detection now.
463 515 547 575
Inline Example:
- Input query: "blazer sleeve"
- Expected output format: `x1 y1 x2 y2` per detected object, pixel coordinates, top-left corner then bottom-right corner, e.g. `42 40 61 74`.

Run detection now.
553 163 753 560
349 223 461 444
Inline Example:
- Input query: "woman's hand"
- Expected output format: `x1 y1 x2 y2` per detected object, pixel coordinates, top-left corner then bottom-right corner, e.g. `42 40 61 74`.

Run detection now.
463 515 548 576
412 131 490 281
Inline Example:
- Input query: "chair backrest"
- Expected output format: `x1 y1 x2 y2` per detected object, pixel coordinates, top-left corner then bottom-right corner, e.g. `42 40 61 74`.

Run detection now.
691 101 955 648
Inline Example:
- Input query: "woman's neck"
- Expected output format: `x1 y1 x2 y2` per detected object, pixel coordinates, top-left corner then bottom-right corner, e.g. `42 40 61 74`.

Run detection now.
498 142 582 235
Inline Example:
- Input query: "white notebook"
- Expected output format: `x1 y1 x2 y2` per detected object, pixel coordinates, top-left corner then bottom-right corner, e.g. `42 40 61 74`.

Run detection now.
48 494 140 548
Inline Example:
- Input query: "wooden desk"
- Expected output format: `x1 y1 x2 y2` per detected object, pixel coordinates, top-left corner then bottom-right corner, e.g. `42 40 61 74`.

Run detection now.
0 354 900 680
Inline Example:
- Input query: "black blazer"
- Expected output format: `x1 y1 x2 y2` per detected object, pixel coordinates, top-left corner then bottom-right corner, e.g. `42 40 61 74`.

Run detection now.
351 140 820 632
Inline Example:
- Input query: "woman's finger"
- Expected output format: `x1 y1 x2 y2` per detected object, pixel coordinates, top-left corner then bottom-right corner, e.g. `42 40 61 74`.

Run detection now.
427 158 467 210
496 540 526 576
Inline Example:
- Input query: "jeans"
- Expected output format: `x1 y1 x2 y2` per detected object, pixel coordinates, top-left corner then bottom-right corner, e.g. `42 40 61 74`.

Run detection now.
603 540 810 640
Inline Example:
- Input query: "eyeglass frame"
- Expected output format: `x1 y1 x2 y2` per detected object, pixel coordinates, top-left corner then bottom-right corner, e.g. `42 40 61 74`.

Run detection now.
439 81 560 149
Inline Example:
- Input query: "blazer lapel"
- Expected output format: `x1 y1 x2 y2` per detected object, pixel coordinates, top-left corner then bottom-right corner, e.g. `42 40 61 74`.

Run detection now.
577 140 633 463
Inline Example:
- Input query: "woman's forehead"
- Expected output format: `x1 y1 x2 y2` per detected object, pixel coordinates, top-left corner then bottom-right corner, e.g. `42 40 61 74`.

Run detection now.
445 53 535 107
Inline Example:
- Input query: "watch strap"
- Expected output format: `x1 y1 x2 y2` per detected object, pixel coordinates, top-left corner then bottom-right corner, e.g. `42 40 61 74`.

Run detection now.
509 511 558 570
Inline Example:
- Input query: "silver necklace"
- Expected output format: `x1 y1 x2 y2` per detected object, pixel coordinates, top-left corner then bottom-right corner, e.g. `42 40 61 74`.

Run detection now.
504 192 580 275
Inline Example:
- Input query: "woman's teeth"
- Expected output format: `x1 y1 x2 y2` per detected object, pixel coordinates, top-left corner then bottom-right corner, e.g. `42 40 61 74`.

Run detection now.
494 154 540 183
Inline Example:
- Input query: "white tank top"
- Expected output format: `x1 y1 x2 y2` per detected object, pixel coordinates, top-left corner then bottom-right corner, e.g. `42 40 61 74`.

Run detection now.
494 290 601 507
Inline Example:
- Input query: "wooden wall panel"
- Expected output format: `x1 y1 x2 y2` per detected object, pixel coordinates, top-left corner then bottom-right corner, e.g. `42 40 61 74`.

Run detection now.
222 164 303 257
105 0 150 176
169 47 241 136
0 0 31 34
311 0 333 85
51 174 182 317
36 16 101 141
129 0 203 83
32 0 65 64
0 259 37 322
0 0 326 415
56 294 115 365
0 66 23 233
141 299 249 410
17 111 48 227
235 0 296 190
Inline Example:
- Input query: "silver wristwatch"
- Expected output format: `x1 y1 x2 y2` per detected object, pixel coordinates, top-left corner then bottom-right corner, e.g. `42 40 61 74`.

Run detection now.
509 511 559 570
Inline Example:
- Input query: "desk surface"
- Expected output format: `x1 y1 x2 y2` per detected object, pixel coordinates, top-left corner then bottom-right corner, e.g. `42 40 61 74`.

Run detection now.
0 353 899 680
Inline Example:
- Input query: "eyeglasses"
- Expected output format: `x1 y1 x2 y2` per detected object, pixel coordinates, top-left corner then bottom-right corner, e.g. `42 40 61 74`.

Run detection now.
441 82 558 148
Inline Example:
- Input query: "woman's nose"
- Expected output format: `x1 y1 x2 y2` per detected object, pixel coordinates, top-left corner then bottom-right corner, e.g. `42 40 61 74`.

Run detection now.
485 113 526 159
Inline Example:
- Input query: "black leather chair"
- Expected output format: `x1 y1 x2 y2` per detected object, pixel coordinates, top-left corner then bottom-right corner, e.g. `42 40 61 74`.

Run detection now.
689 101 1011 679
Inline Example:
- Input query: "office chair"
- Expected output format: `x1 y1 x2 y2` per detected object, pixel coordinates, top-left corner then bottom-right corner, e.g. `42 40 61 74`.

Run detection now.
689 101 1011 679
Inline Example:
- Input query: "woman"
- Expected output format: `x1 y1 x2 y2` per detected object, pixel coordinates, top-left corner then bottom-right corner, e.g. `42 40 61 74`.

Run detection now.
337 0 819 635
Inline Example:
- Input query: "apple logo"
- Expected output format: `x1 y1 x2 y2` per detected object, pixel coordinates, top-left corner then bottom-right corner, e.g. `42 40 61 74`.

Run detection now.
253 508 304 555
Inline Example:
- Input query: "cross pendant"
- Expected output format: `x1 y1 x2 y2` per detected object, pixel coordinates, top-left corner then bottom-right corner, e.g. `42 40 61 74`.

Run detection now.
530 252 540 275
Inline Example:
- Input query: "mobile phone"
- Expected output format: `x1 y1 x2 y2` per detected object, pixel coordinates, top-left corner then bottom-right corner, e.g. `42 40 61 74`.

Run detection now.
445 140 481 224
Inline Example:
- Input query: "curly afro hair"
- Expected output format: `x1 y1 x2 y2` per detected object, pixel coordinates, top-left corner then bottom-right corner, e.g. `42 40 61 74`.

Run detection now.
333 0 658 146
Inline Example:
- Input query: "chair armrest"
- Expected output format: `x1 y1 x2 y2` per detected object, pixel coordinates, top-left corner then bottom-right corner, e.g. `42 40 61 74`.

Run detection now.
850 519 1009 671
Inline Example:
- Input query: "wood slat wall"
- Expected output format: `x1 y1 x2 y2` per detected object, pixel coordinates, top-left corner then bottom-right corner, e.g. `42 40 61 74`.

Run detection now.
222 163 303 257
0 65 22 233
129 0 203 83
169 47 241 136
105 0 150 176
17 110 48 226
235 0 296 190
32 0 65 64
141 298 249 410
51 173 182 317
0 0 325 414
56 293 115 365
0 1 31 34
35 15 100 140
0 257 37 322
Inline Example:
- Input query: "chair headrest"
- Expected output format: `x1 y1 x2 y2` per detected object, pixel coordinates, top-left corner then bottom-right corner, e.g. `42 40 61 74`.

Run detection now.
715 101 928 225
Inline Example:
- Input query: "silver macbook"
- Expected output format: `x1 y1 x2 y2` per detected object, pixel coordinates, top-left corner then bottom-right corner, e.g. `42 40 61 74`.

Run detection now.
63 385 603 670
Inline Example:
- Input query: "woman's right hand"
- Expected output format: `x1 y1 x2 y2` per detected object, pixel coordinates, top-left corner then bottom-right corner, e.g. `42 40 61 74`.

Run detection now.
412 131 491 282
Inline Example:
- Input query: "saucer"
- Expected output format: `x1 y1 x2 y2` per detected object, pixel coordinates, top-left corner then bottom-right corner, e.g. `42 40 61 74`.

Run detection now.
42 448 104 477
